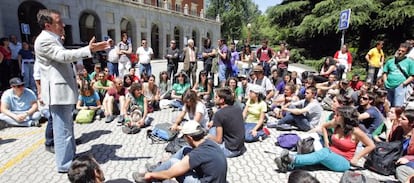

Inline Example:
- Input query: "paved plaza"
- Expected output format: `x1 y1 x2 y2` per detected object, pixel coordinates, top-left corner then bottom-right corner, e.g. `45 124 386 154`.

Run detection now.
0 60 399 183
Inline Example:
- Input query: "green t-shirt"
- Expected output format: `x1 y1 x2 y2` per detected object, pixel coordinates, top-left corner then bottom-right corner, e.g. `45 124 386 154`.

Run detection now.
383 57 414 89
172 83 191 96
235 87 243 99
128 93 145 113
94 80 112 95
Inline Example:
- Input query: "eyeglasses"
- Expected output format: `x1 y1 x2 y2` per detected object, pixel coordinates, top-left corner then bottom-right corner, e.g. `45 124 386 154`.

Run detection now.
104 70 109 72
361 97 369 100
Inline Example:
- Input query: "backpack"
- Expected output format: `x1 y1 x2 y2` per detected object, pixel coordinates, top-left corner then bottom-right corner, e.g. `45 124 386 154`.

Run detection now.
339 171 378 183
296 137 315 154
165 137 188 154
147 123 178 143
364 140 403 175
275 133 300 150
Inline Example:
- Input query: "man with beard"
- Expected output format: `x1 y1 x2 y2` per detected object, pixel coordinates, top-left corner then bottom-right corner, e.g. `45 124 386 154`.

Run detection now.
383 43 414 107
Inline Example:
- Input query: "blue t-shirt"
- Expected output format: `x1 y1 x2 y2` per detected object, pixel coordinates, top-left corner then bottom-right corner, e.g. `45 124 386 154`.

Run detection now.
360 106 383 134
276 81 286 94
1 88 37 111
78 92 100 106
18 49 34 60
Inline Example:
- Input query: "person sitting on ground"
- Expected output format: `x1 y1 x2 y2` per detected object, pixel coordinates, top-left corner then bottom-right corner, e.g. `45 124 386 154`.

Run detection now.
374 89 390 117
93 71 113 102
276 86 323 131
238 74 251 104
123 82 153 129
275 106 375 172
315 74 337 100
158 71 171 99
321 79 354 111
133 120 228 183
242 84 270 142
290 71 302 95
102 78 127 123
298 77 316 99
314 56 337 83
143 74 160 111
170 71 191 109
68 155 105 183
73 83 104 121
123 74 133 89
207 87 247 157
226 77 244 108
76 68 91 89
351 82 371 106
192 70 212 102
393 109 414 183
372 107 403 142
357 92 383 136
0 77 41 127
275 74 292 96
171 89 209 130
251 65 275 102
350 74 364 91
128 67 141 83
270 83 299 119
89 63 101 82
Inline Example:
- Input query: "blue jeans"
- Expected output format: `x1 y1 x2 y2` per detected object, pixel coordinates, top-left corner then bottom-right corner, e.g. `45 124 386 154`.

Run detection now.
218 64 227 83
277 112 311 131
387 84 407 107
107 62 119 76
293 148 350 172
209 127 245 158
244 123 267 142
258 61 271 76
153 146 200 183
50 105 76 172
138 63 152 77
23 62 36 92
242 68 251 76
45 113 54 146
0 111 41 127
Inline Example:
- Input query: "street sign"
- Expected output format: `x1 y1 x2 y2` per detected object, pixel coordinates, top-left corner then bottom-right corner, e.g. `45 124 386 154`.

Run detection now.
21 23 31 35
338 9 351 30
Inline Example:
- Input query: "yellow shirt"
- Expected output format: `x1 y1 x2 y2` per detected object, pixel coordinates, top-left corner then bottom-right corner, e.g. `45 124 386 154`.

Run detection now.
245 100 267 123
367 48 384 68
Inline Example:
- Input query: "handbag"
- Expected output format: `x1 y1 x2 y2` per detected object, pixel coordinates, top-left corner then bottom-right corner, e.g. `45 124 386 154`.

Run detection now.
75 109 95 124
364 140 403 175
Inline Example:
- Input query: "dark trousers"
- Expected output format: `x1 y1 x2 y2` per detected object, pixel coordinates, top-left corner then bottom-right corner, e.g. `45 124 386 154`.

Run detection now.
45 114 54 146
167 63 178 80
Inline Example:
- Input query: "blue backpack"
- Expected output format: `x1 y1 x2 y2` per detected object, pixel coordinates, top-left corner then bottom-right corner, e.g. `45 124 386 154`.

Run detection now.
276 133 300 150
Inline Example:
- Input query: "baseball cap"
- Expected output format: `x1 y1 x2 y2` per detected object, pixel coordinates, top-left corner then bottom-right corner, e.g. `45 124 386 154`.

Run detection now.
249 84 264 94
178 120 205 138
9 77 24 86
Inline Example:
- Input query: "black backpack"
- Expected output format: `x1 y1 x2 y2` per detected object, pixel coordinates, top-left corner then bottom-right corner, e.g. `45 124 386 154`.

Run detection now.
364 140 403 175
296 137 315 154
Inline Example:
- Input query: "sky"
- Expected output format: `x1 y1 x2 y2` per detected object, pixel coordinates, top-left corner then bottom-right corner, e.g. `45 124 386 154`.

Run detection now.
253 0 283 13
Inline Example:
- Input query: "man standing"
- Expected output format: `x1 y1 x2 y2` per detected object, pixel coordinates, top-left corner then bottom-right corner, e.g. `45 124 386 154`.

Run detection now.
256 39 274 77
35 9 108 173
365 40 385 83
383 42 414 107
182 39 198 86
136 39 154 77
276 86 322 131
275 41 290 78
202 38 216 78
106 39 119 77
165 40 179 80
117 33 132 78
229 42 239 77
217 39 229 87
208 87 246 158
9 35 22 78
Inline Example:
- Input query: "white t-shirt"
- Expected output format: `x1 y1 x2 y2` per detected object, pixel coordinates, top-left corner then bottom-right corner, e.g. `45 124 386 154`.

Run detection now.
183 101 209 128
136 46 153 64
337 51 349 71
107 46 119 63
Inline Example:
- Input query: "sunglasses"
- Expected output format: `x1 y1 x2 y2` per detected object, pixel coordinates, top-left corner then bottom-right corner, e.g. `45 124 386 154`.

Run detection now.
361 97 369 100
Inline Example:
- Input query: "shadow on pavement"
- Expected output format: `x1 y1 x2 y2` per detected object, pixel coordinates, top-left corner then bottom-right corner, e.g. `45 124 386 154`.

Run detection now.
105 178 134 183
78 144 151 164
77 130 112 144
0 138 17 145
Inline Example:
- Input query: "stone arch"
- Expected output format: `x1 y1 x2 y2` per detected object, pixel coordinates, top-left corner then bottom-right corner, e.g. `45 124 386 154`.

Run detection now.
151 23 160 58
119 16 137 49
191 28 200 48
79 10 102 42
17 1 46 43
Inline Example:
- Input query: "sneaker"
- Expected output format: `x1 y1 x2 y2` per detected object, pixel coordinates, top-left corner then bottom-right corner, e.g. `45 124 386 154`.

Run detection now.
263 127 270 136
45 145 55 153
105 115 114 123
132 171 146 183
95 115 101 121
274 150 291 173
31 120 41 127
145 162 161 172
117 115 125 124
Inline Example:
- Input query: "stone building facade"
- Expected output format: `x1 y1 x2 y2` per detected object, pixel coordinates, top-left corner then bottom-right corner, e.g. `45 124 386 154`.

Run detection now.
0 0 220 58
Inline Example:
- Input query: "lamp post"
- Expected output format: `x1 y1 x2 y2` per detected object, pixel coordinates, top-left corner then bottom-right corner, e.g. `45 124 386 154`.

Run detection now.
247 23 251 44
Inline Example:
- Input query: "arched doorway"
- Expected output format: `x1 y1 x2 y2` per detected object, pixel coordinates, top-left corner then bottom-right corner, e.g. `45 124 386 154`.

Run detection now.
120 18 133 43
151 24 160 58
18 1 46 43
79 11 101 42
174 26 181 49
192 30 198 48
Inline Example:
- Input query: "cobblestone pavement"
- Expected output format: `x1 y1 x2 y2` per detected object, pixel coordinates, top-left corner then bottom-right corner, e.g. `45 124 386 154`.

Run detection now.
0 60 399 182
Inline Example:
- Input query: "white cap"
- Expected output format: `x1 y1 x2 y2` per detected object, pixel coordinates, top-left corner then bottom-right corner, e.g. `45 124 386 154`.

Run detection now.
178 120 204 138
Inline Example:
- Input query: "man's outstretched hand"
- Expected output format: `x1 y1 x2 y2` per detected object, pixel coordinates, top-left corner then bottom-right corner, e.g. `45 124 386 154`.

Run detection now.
89 36 110 52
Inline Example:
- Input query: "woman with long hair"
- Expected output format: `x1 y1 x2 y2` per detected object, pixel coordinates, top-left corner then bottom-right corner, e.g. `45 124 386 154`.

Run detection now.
240 44 254 75
143 74 160 111
314 56 337 83
243 85 270 142
192 70 212 102
171 89 209 131
275 106 375 172
123 83 153 128
372 107 404 142
158 71 171 98
73 83 104 121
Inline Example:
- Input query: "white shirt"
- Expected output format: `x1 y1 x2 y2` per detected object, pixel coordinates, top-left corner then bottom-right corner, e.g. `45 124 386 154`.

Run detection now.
9 42 22 59
136 46 153 64
337 51 349 71
107 46 119 63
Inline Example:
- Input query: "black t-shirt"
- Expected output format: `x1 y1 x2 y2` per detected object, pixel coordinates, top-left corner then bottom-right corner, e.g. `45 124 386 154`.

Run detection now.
212 105 246 152
189 139 227 183
202 46 214 65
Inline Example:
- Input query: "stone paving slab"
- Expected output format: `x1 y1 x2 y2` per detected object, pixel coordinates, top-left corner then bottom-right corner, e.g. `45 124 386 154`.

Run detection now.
0 107 399 183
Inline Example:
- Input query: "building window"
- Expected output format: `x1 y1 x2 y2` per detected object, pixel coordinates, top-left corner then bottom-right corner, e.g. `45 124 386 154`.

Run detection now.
60 4 70 18
106 12 114 24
